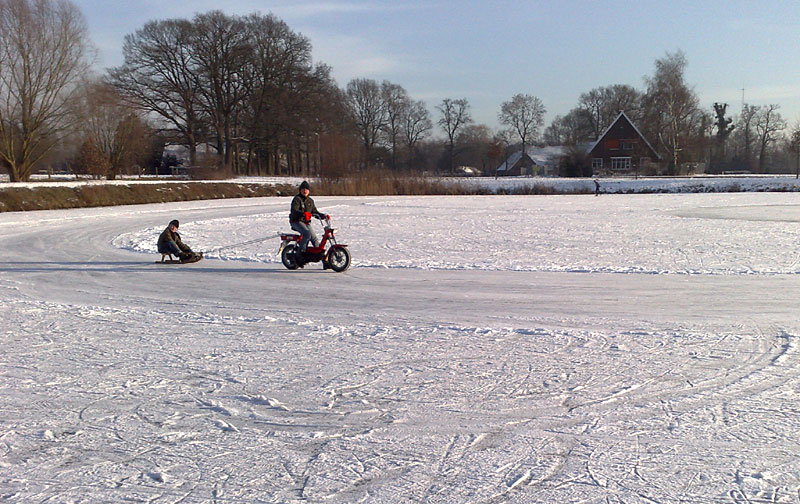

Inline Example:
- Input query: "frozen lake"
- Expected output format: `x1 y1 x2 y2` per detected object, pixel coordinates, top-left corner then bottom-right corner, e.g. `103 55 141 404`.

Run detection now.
2 192 800 503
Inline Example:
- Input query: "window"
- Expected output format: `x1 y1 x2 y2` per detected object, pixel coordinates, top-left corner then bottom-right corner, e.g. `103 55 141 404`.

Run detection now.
592 158 603 171
611 157 632 171
622 141 635 150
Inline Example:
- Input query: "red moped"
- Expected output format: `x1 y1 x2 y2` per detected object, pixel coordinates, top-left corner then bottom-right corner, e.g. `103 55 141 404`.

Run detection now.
278 216 351 272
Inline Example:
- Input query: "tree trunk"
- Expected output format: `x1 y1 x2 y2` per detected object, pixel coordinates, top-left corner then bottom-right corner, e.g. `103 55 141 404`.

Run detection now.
245 143 253 176
8 163 21 183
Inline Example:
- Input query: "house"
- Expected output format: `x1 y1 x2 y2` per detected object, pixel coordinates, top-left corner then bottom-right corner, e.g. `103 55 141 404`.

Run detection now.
587 111 661 175
455 165 481 176
496 146 567 177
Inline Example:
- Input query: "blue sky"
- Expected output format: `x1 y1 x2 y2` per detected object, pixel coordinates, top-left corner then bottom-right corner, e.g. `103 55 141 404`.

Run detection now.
76 0 800 130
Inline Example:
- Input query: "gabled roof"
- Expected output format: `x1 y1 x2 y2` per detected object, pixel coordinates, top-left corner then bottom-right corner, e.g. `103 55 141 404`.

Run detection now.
588 111 661 160
497 145 568 171
496 150 525 172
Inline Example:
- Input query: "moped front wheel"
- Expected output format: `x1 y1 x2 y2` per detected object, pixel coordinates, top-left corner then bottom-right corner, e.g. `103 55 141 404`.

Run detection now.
327 247 351 272
281 242 300 270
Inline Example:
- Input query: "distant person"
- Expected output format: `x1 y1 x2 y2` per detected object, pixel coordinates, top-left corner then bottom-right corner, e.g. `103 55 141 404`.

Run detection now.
289 181 328 254
157 219 202 263
594 179 600 196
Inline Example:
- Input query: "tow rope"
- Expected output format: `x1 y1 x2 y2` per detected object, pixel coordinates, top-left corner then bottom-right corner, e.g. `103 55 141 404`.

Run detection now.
202 232 284 256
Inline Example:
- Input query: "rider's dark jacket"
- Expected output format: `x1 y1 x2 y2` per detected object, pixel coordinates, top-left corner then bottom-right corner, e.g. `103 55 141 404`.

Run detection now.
289 193 322 223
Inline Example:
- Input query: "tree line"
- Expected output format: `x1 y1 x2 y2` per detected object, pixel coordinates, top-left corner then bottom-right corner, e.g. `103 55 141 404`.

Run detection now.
1 0 799 182
544 51 797 175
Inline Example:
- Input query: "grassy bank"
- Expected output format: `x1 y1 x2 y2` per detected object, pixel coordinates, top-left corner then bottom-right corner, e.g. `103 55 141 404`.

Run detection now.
0 177 592 212
0 182 295 212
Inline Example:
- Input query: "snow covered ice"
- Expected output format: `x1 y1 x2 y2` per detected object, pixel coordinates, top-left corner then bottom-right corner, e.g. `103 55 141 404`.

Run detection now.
3 192 800 502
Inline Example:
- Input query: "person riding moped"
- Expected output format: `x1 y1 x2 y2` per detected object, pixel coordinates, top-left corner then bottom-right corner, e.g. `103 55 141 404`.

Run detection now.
289 181 329 263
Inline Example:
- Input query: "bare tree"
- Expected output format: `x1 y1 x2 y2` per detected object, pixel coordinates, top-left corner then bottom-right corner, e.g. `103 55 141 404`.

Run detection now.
113 10 341 177
544 84 642 147
575 85 642 139
711 102 735 170
279 63 339 177
498 93 546 155
346 78 386 168
457 124 494 173
713 103 735 141
789 124 800 178
603 85 643 123
754 104 786 173
734 104 760 169
242 12 314 175
112 113 150 176
73 137 109 179
544 112 577 146
381 81 409 170
77 81 150 179
642 51 700 174
192 11 251 170
437 98 472 173
577 88 605 139
0 0 91 181
401 99 432 164
109 18 203 166
543 109 593 145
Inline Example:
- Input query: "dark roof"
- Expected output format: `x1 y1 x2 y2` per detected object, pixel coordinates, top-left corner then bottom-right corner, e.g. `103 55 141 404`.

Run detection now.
496 146 569 172
588 111 661 160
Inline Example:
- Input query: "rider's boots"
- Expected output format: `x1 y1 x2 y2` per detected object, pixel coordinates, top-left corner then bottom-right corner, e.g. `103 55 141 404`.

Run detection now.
294 248 306 268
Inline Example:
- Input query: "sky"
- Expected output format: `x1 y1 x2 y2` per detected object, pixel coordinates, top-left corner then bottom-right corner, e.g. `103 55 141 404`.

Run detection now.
74 0 800 131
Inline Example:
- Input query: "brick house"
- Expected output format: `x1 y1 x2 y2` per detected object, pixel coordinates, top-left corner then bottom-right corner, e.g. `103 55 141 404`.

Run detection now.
588 111 661 175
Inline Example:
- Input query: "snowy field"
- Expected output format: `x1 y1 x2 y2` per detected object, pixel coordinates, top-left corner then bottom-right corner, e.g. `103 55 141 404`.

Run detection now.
3 192 800 503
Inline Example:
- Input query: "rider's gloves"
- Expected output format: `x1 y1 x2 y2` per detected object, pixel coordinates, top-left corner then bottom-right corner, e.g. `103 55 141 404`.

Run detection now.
324 214 330 220
304 211 312 222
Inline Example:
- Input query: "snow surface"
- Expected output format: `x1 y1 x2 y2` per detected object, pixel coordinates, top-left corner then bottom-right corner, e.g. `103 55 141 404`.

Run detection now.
3 192 800 502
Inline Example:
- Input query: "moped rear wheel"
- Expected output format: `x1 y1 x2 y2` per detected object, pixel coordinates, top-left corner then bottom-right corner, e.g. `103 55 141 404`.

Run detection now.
327 247 351 272
281 242 300 270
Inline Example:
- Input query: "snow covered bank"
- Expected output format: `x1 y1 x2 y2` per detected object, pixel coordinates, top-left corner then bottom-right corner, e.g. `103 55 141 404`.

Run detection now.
453 174 800 194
